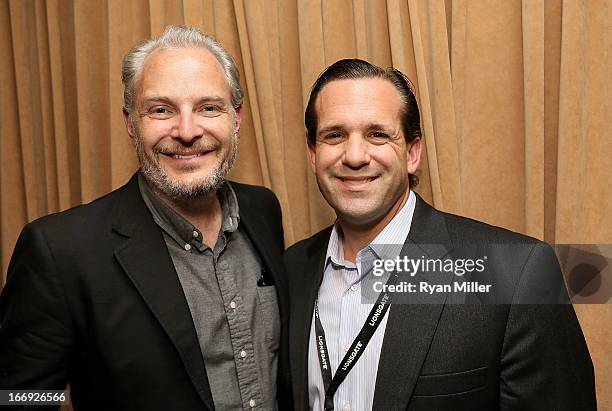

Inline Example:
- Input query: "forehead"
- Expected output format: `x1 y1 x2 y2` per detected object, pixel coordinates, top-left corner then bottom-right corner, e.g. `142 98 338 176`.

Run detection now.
315 78 403 127
137 47 230 101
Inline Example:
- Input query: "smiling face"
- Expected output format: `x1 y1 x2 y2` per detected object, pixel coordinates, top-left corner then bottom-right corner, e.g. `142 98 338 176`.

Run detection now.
124 47 241 201
308 78 421 230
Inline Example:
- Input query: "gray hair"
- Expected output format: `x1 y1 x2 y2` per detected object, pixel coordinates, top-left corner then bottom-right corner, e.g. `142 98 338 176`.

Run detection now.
121 25 243 113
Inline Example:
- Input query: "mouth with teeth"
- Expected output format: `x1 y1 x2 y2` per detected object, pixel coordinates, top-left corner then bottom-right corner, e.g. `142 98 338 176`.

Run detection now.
157 148 216 160
336 175 379 187
169 153 206 159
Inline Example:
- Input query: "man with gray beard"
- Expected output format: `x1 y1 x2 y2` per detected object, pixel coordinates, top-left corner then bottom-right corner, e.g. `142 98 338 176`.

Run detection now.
0 26 291 411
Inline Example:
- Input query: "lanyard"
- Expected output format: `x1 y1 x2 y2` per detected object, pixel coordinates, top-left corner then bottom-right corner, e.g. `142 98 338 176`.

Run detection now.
314 272 399 411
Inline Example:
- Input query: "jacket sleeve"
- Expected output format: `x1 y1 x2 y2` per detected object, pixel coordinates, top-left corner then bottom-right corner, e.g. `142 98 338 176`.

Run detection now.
499 242 596 410
0 222 73 394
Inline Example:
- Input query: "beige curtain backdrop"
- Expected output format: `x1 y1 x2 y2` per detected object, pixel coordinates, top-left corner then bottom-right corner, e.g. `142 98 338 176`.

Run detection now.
1 0 610 407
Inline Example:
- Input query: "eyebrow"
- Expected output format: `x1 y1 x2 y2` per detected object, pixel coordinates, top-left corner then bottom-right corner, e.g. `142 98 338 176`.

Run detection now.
317 125 344 136
141 95 227 106
365 122 393 131
317 122 392 136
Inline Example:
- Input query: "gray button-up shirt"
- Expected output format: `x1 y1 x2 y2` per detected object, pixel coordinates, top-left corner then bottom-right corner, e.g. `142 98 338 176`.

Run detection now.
139 175 279 410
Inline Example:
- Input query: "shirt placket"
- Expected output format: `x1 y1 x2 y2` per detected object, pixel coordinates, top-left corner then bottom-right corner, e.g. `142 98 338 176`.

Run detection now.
336 256 365 411
214 252 263 410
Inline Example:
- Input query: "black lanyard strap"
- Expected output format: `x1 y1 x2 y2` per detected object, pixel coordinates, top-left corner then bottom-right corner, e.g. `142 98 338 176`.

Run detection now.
314 272 399 411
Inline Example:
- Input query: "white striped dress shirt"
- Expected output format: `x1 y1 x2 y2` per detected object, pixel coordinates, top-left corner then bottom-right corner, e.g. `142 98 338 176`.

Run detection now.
308 190 416 411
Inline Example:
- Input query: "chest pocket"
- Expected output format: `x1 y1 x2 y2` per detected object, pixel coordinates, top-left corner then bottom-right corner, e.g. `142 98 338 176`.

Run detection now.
256 285 281 351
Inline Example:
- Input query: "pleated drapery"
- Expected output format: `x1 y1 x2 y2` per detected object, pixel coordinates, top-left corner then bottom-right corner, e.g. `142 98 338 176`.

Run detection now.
1 1 610 408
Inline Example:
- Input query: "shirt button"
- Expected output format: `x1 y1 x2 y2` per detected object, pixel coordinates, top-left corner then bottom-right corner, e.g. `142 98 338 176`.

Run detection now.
249 399 256 407
184 244 192 251
229 301 237 309
192 230 199 238
350 284 359 292
219 261 228 269
342 403 351 411
239 350 247 358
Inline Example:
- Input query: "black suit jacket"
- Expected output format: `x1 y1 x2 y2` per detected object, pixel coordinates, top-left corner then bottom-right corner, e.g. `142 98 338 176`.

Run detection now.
285 195 595 410
0 174 292 410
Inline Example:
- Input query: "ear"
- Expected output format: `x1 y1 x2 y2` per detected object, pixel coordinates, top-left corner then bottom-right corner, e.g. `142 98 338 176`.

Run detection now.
123 109 136 139
307 141 317 174
406 138 422 174
234 105 243 134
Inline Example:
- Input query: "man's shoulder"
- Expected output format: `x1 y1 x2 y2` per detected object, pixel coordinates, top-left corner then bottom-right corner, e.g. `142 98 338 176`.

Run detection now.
227 181 284 247
440 209 540 245
228 181 283 225
228 180 278 203
27 177 133 235
410 193 538 245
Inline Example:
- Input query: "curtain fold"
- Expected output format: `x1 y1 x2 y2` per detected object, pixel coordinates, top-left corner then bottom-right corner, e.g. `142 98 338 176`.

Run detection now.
74 0 112 201
234 0 296 241
557 0 612 244
0 0 610 407
522 0 545 239
108 0 149 187
0 0 27 278
408 0 461 212
555 4 612 404
543 0 562 243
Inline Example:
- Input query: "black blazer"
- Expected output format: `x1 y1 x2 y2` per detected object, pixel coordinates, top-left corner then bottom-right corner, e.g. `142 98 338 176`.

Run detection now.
284 195 595 410
0 174 292 410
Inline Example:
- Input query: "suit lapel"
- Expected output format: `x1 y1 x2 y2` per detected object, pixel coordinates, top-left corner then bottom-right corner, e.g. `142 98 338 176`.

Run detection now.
111 175 215 410
372 195 454 409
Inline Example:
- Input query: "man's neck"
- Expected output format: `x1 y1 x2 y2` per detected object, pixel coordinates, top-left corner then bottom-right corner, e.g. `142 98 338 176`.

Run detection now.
156 189 223 249
339 190 410 263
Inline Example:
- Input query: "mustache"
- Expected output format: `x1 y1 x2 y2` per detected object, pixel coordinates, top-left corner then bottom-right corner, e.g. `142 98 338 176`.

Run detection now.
153 143 219 155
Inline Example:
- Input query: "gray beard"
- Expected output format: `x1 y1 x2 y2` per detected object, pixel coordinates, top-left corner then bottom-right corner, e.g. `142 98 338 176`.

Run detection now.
132 124 238 201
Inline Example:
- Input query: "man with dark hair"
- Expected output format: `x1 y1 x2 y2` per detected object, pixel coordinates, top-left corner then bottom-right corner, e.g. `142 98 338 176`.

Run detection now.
286 58 595 410
304 59 422 190
0 26 290 410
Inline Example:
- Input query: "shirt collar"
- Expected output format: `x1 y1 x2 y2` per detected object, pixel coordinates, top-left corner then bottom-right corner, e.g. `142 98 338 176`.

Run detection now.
324 189 417 269
138 173 240 248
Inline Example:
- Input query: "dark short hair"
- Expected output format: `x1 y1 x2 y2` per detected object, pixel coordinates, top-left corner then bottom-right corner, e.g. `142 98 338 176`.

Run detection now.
304 58 421 187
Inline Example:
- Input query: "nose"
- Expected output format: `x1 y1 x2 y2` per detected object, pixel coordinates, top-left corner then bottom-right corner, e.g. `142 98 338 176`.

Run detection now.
342 134 371 168
171 111 202 143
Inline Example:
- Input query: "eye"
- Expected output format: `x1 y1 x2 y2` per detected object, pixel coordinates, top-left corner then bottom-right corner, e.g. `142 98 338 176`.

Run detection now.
318 132 345 145
198 104 223 117
368 131 390 144
147 106 174 119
